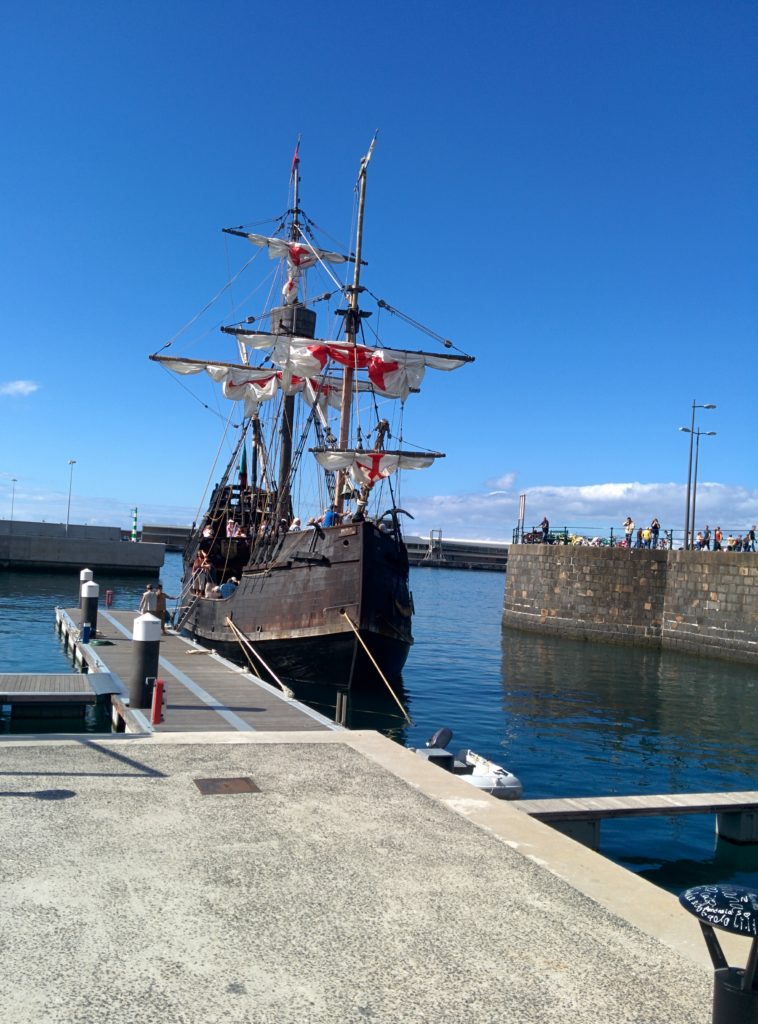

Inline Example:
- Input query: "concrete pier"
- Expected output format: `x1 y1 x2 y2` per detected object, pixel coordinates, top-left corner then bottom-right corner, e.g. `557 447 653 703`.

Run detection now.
0 730 731 1023
55 606 338 734
0 519 164 574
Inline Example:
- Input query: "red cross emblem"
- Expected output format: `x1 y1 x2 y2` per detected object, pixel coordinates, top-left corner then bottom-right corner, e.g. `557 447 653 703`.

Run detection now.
355 453 388 481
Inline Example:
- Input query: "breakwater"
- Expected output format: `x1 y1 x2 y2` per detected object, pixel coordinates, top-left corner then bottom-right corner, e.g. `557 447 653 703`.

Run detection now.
503 546 758 664
0 520 164 574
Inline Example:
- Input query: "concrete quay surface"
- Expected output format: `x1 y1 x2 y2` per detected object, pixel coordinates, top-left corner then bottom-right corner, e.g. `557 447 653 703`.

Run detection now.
1 730 733 1024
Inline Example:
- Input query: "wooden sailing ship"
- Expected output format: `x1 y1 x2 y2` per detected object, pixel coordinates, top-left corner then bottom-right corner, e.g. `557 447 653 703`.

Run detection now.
151 140 473 689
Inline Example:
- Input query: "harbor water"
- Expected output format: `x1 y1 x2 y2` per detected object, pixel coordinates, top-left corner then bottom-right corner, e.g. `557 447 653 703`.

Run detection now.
1 552 757 895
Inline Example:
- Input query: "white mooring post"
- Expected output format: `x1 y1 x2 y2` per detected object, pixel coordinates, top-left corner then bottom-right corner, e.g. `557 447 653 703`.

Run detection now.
130 614 161 709
79 568 94 607
80 581 99 639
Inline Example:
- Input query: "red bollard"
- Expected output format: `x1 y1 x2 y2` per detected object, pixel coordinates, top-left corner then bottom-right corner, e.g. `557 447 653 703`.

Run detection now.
151 678 165 725
105 590 113 607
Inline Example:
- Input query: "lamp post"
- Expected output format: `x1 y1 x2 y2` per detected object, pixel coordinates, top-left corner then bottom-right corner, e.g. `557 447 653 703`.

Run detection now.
65 459 76 535
10 477 17 524
680 429 716 548
681 401 716 550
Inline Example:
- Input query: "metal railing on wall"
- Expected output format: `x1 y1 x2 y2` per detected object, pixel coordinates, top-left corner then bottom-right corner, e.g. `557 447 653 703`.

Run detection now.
511 526 757 551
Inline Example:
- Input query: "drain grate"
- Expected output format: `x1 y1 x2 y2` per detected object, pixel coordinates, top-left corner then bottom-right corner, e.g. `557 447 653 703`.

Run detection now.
194 777 260 796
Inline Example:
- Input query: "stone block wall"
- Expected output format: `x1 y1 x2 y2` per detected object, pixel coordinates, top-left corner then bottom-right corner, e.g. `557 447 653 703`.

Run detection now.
503 546 758 663
503 546 668 646
662 550 758 661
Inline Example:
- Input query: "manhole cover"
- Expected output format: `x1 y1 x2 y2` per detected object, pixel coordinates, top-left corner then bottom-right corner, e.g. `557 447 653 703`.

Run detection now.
194 777 260 796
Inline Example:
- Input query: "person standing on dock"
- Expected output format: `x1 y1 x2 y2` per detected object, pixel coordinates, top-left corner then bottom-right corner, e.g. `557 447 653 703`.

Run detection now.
154 584 176 635
623 517 634 548
650 518 660 549
540 516 549 543
139 584 157 615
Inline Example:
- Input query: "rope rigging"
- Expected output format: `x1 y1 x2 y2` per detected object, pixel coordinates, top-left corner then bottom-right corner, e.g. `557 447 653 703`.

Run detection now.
365 289 466 355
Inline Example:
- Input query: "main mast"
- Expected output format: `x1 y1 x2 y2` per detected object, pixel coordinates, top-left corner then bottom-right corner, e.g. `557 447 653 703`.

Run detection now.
335 139 373 513
275 145 303 516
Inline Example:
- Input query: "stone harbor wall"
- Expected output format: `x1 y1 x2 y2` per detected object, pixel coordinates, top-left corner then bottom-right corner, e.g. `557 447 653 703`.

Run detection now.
503 546 758 664
662 550 758 661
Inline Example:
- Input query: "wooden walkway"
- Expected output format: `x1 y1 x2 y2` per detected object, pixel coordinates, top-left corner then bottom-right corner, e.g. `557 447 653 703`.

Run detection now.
0 673 122 704
514 792 758 848
58 607 338 735
515 792 758 822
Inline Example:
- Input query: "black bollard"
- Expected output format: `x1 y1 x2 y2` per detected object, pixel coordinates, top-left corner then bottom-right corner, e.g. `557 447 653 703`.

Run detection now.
80 581 99 638
129 614 161 709
78 568 93 608
680 884 758 1024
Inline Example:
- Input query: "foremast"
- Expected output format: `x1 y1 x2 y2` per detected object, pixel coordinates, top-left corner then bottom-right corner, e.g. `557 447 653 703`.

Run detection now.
335 138 374 513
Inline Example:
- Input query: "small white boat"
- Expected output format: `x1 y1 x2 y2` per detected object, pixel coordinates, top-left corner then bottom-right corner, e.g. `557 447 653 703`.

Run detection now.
415 728 523 800
454 748 523 800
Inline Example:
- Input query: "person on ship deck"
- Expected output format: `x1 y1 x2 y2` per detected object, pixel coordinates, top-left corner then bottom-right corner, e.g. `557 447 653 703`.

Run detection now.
321 505 339 528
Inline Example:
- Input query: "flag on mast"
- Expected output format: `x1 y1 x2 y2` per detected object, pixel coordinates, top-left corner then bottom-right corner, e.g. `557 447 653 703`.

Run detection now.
290 138 301 180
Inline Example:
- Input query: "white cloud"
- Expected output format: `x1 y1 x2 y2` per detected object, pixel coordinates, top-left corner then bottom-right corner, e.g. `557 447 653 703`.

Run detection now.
489 472 516 490
0 380 39 397
402 479 758 541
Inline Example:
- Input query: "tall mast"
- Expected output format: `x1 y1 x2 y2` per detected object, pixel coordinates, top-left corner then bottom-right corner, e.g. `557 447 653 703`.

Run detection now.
335 138 373 512
276 140 302 519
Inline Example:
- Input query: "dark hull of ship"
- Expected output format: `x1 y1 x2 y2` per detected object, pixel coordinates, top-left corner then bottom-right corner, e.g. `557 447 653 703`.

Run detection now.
179 519 413 690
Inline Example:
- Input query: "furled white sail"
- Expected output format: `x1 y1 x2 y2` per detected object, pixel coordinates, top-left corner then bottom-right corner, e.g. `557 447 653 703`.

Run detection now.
155 356 375 417
244 234 349 305
312 449 440 487
233 335 470 400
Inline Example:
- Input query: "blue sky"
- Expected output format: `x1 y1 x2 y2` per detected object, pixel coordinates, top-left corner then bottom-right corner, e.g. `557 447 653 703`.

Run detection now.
1 1 755 541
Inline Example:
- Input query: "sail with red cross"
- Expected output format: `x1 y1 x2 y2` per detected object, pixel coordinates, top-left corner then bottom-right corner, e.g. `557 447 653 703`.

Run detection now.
152 355 379 416
311 448 443 487
230 331 470 400
239 233 350 305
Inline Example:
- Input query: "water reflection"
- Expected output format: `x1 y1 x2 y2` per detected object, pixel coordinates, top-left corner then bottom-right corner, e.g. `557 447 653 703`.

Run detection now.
607 820 758 892
501 629 758 799
286 677 411 745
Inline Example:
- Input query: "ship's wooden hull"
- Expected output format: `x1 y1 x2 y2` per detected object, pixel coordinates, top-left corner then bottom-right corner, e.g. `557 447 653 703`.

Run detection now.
180 520 413 690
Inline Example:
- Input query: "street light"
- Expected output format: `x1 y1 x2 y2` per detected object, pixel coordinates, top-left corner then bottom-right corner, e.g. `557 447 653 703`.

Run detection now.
10 477 17 524
681 401 716 550
680 428 716 547
65 459 76 535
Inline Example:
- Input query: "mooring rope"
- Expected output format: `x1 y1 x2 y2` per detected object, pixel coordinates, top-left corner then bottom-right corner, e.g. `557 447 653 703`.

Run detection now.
340 610 413 724
225 616 294 698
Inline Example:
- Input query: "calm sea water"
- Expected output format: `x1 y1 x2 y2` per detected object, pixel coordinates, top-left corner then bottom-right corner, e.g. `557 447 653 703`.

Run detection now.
2 553 757 894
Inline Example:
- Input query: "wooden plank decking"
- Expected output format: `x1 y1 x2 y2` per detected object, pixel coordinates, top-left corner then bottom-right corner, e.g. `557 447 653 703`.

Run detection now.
0 673 97 703
515 792 758 822
59 607 338 734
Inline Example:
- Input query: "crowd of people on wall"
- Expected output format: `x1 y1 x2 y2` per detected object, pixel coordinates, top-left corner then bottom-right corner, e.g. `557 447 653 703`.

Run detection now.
621 518 756 551
530 516 757 551
692 524 756 551
622 517 662 548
